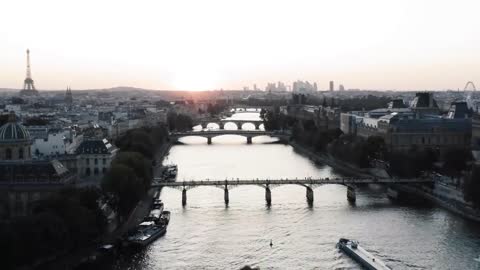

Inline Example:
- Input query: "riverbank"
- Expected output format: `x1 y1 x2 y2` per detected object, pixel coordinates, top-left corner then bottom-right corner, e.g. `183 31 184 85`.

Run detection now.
289 141 374 178
393 183 480 222
288 139 480 222
34 142 173 270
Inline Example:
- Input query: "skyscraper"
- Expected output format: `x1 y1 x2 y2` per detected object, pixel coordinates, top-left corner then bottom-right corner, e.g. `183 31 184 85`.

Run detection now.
329 81 334 91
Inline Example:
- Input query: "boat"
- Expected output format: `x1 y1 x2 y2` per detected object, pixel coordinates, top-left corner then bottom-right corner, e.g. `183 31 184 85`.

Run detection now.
162 165 178 182
144 208 162 223
152 199 164 210
160 210 171 225
337 238 391 270
127 221 167 247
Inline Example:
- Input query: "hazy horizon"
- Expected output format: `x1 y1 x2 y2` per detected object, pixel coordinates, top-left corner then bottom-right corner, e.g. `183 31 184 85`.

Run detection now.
1 0 479 91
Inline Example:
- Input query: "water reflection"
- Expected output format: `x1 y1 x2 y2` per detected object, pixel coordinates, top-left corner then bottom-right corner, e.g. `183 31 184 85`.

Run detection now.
106 112 480 270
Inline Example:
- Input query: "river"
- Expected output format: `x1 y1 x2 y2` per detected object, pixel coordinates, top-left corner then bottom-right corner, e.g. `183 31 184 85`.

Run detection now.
109 111 480 270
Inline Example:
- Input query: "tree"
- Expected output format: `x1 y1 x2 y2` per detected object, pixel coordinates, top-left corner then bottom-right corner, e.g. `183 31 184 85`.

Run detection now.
365 136 386 160
464 165 480 207
33 188 106 248
0 187 108 268
102 164 144 221
115 129 155 158
443 147 472 176
387 147 436 178
167 112 193 131
113 151 152 192
337 95 391 112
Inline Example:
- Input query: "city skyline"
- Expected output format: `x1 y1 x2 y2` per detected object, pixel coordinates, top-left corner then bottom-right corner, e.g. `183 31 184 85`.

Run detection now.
1 0 480 91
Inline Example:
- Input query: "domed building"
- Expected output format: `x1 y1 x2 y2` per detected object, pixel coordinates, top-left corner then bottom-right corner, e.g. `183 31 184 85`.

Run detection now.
0 112 74 218
0 112 32 160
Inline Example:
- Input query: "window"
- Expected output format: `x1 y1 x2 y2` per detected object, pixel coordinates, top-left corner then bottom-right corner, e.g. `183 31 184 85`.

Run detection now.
94 168 99 175
86 158 90 165
94 158 98 165
103 158 106 165
19 148 24 159
102 168 107 174
5 148 12 160
86 168 91 176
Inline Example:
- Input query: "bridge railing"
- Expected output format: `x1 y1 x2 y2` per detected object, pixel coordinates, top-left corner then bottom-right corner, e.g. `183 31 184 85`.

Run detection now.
152 177 432 187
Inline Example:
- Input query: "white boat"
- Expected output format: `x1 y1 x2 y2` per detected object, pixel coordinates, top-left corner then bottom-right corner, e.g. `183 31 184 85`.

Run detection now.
127 221 167 247
337 238 391 270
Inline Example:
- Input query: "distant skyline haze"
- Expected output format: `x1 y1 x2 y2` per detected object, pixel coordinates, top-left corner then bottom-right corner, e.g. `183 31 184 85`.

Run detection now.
1 0 479 91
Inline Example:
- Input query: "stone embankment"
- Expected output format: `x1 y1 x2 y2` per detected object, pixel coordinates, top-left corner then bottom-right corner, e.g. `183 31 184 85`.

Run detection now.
289 140 480 222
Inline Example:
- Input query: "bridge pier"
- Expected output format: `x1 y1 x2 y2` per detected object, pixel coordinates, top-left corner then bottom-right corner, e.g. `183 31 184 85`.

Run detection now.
347 186 356 203
219 122 224 130
182 188 187 206
207 137 212 145
306 187 314 206
238 123 243 130
265 186 272 206
254 123 261 130
224 187 229 205
246 136 252 144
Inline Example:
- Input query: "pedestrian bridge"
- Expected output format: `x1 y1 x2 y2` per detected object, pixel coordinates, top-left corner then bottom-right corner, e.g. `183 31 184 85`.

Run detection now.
152 178 432 206
169 130 288 144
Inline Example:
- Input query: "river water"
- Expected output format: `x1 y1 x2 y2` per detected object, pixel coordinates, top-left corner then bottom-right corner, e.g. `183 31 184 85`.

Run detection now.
110 112 480 270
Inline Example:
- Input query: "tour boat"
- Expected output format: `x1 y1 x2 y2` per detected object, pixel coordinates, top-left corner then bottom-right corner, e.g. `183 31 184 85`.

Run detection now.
127 221 167 247
337 238 391 270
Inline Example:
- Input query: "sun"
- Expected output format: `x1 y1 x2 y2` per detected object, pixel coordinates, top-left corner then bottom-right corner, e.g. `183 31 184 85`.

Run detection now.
172 69 219 91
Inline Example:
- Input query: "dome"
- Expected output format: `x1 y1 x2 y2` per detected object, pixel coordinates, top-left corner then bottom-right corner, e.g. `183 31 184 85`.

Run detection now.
0 112 30 144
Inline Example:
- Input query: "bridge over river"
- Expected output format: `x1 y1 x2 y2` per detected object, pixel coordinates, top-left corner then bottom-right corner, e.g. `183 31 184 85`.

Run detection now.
152 178 433 206
169 130 290 144
196 118 264 130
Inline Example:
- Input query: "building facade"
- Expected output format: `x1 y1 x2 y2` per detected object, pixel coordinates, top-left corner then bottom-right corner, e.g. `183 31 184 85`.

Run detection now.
343 95 472 153
75 138 118 182
0 112 74 218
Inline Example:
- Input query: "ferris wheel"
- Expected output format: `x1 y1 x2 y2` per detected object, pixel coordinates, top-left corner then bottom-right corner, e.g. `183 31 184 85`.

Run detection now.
464 81 477 91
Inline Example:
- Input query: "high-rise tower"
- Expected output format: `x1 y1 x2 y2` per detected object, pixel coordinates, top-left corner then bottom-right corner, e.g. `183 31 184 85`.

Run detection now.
19 49 39 96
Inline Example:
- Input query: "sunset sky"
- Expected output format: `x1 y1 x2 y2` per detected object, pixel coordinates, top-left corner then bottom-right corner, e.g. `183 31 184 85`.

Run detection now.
1 0 479 91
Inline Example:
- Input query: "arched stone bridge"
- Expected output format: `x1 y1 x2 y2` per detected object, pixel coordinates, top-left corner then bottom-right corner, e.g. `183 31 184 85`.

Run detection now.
152 178 433 206
197 119 264 130
228 106 273 113
169 130 288 144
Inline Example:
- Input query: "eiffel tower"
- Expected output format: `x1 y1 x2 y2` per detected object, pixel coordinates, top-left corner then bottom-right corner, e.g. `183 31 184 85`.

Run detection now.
19 49 39 96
